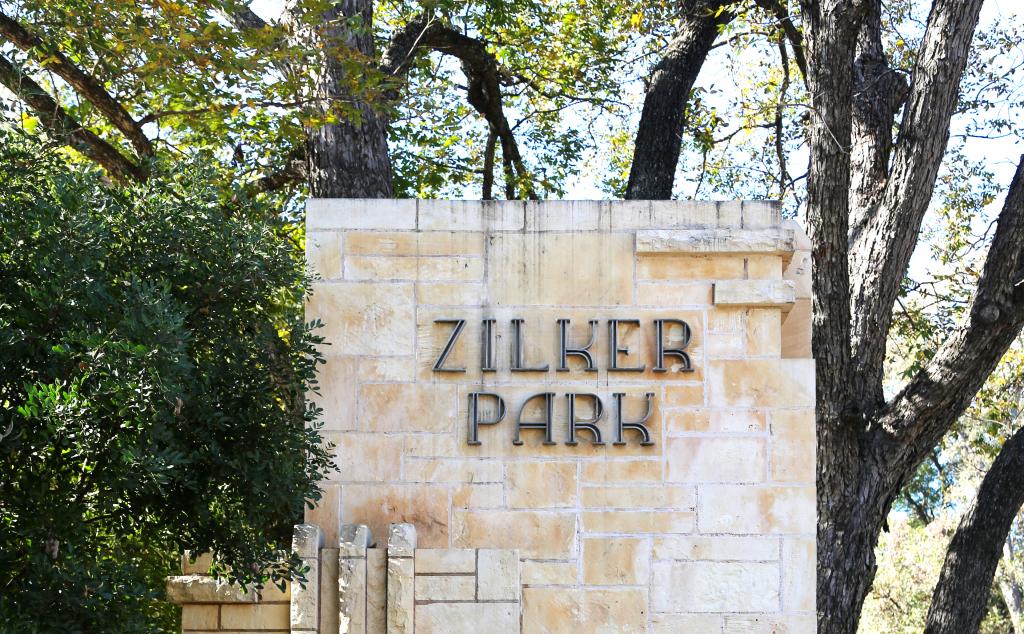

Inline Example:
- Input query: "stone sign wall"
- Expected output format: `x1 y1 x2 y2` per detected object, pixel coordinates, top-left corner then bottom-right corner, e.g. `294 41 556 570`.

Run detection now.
299 199 815 633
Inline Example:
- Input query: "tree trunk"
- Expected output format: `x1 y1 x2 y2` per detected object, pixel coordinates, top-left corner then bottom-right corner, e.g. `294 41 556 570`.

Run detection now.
998 572 1024 634
624 0 731 200
925 425 1024 634
302 0 393 198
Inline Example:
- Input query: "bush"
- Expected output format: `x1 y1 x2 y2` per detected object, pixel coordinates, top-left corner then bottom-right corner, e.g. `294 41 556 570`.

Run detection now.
0 136 334 632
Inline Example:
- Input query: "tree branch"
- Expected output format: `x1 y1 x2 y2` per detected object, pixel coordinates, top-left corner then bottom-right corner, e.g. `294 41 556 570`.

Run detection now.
924 424 1024 634
624 0 733 200
753 0 807 79
847 0 986 408
880 157 1024 473
0 10 153 160
0 53 145 182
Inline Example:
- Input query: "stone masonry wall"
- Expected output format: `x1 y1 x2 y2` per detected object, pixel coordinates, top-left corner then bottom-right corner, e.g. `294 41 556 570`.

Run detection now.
304 200 816 633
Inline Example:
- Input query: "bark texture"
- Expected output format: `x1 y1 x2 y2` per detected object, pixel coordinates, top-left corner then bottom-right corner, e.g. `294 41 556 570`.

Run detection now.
925 425 1024 634
624 0 732 200
297 0 394 198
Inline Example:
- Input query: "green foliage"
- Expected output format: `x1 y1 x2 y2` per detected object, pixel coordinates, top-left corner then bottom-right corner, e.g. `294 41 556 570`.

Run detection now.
0 132 334 633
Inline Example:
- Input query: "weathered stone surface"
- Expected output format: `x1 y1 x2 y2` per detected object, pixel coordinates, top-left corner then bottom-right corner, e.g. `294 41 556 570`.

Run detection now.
367 549 387 634
290 524 323 631
306 231 344 279
582 538 649 585
346 231 485 256
340 484 449 548
506 461 576 508
181 604 217 630
698 485 816 534
414 574 476 601
638 255 745 280
782 538 816 612
724 615 816 633
666 437 766 483
418 200 524 231
652 536 779 561
651 614 723 634
415 549 476 574
325 433 403 482
386 556 414 634
305 282 414 355
521 560 577 585
358 383 457 433
714 279 796 306
221 603 290 630
652 561 780 612
452 510 576 558
636 228 794 255
321 547 340 634
580 484 695 510
708 359 815 408
477 549 520 601
307 199 416 230
387 523 417 558
339 525 370 634
582 510 694 534
415 602 518 634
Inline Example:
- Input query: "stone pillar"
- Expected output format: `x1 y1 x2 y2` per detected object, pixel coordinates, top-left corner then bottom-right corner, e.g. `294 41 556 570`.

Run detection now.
385 523 416 634
291 523 324 633
339 524 372 633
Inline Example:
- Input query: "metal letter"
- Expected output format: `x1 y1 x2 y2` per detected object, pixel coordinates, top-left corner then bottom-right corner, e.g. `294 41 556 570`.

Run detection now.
653 319 693 373
565 393 605 445
481 318 497 372
612 392 655 446
557 319 598 372
467 392 506 445
608 319 645 372
511 318 549 372
432 319 467 372
513 392 556 445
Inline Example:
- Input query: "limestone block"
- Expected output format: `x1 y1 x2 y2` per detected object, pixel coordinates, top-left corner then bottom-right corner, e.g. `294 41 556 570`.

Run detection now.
638 255 745 280
415 549 476 574
165 575 257 603
580 589 648 634
305 485 341 546
180 551 213 575
478 549 521 601
321 548 340 634
345 231 485 256
723 615 817 633
404 435 458 459
747 308 783 357
307 199 417 230
707 359 815 408
698 485 816 534
453 483 504 508
291 523 323 632
181 604 218 630
221 603 290 629
582 538 650 585
451 510 576 558
521 560 577 585
782 298 812 359
706 331 745 357
310 356 359 431
714 279 796 307
522 588 582 634
344 255 483 282
416 282 486 306
652 536 780 561
581 460 663 483
716 201 743 228
610 200 721 230
339 525 371 634
782 538 815 612
404 458 503 483
741 201 782 228
663 409 765 433
306 282 414 355
367 549 387 634
358 356 416 381
651 614 723 634
325 433 403 482
307 231 344 279
415 603 519 634
637 282 713 306
525 200 603 231
486 233 633 306
581 510 694 534
580 484 695 510
651 561 780 612
386 557 414 634
666 437 766 483
387 523 417 558
340 484 449 548
745 255 784 279
784 250 812 298
506 462 577 508
357 383 457 433
418 200 524 231
662 383 705 407
635 228 794 255
415 574 476 601
771 409 815 473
